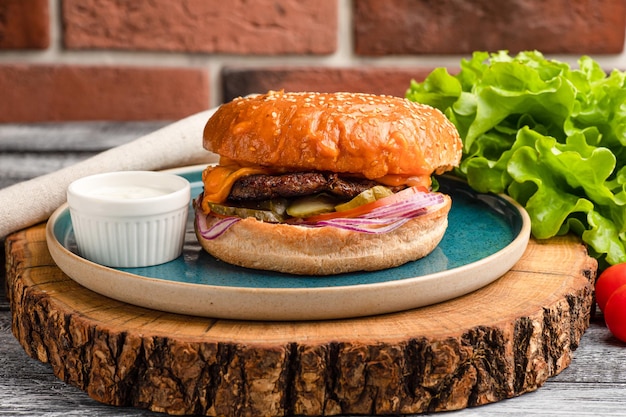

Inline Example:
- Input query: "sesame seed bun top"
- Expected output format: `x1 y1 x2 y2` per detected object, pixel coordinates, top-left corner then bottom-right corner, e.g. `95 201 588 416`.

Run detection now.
203 90 462 180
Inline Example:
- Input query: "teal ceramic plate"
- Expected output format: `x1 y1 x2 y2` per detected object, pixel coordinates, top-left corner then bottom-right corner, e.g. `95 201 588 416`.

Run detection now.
46 166 531 321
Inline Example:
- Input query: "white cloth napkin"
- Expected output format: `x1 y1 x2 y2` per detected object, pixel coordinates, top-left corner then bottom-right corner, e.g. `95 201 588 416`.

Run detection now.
0 108 219 240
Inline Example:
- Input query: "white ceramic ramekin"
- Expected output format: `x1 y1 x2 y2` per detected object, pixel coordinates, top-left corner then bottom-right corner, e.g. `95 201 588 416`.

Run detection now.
67 171 190 267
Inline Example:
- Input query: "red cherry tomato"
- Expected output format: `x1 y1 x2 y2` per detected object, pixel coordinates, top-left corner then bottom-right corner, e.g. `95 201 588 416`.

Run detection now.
595 263 626 311
603 285 626 343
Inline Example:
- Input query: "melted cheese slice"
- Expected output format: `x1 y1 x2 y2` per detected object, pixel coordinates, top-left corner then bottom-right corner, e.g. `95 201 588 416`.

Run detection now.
376 174 432 190
201 164 271 211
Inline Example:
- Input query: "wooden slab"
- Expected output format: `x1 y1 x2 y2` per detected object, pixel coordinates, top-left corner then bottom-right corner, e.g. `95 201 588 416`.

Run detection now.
4 223 596 416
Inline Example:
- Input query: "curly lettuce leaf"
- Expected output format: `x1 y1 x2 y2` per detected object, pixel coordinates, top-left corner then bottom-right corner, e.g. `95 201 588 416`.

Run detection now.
407 50 626 267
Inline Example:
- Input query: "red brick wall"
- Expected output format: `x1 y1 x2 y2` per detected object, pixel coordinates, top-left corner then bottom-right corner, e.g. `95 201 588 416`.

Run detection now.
1 0 625 122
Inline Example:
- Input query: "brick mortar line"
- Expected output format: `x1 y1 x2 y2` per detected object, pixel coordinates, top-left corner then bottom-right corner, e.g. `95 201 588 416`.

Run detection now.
49 0 62 57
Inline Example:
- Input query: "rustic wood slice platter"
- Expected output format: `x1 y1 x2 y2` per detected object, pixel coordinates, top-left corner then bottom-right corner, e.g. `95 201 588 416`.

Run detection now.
5 223 596 416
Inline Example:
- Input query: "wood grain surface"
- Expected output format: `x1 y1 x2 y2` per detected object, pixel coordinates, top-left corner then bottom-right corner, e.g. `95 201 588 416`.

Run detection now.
0 122 168 189
4 222 596 417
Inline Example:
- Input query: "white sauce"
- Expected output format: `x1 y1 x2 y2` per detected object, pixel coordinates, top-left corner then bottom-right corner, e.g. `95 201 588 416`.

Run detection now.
90 185 170 200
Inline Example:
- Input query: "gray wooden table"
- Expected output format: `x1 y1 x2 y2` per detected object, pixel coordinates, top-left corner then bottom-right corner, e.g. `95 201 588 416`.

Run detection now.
1 122 625 416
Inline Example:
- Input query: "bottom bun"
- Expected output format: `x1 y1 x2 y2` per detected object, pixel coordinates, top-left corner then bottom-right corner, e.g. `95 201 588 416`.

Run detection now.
195 195 451 275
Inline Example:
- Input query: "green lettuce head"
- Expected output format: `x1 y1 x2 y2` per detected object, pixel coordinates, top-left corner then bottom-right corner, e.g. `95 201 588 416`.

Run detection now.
407 50 626 268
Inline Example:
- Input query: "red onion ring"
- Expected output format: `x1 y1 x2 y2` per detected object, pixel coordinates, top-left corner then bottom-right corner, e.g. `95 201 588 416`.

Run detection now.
196 191 445 239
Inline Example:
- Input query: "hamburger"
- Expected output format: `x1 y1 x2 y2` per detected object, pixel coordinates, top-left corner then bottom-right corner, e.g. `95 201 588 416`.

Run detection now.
194 90 462 275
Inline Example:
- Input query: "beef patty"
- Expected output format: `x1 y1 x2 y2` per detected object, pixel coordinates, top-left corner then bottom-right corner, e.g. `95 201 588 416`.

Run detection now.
228 172 403 201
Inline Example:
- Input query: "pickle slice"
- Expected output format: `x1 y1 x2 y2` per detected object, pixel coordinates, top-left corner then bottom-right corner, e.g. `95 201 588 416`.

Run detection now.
208 201 286 223
286 194 338 218
251 198 288 215
334 185 393 212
